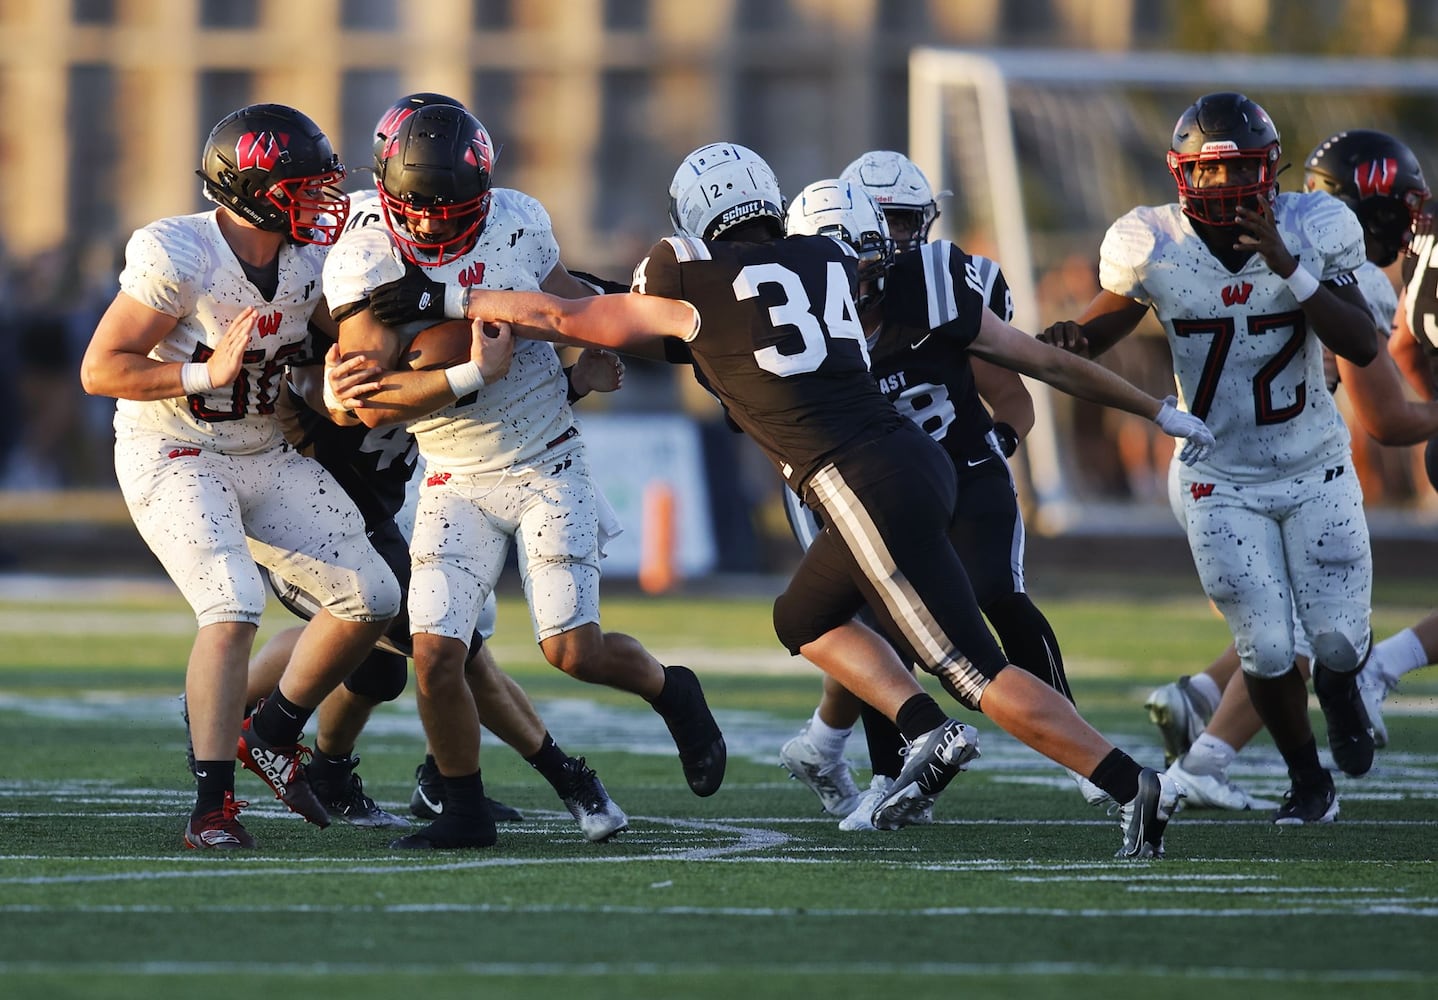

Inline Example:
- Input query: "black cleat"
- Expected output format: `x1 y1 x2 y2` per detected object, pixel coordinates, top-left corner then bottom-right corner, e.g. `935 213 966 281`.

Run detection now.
410 755 522 821
653 665 726 796
307 755 409 829
556 757 628 842
1313 664 1375 777
1273 775 1339 825
389 805 497 850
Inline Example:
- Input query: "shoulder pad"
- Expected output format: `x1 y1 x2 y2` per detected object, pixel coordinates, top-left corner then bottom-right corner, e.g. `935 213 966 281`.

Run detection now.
322 226 405 313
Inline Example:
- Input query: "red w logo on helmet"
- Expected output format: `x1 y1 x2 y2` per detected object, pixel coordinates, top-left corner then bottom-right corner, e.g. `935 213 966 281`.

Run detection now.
1354 158 1398 198
236 131 291 171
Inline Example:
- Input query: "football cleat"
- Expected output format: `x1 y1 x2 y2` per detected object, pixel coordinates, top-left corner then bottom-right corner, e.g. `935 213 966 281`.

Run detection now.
1165 758 1276 811
839 774 894 832
410 755 523 822
306 755 409 829
556 757 628 842
779 725 862 817
654 665 727 797
1116 768 1183 859
1312 664 1375 777
872 720 979 830
236 711 330 828
1144 676 1213 766
1273 776 1339 825
184 791 255 850
390 804 498 850
1356 659 1396 749
1068 768 1113 807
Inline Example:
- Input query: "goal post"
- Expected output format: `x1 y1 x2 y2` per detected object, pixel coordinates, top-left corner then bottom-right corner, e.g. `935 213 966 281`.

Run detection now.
910 48 1438 534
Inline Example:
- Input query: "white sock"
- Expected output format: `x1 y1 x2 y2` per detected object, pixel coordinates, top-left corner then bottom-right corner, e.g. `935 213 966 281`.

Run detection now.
1181 733 1236 776
1372 627 1428 683
1188 673 1222 715
804 711 852 759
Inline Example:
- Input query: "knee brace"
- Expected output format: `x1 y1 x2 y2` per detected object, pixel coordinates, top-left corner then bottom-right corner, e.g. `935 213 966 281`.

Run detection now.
1311 629 1369 674
343 648 409 702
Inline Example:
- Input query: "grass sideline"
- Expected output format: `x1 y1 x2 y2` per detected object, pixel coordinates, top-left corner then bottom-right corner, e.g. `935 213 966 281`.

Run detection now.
0 576 1435 1000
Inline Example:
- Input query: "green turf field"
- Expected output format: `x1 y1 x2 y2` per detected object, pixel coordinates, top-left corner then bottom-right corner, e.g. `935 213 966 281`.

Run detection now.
0 572 1434 1000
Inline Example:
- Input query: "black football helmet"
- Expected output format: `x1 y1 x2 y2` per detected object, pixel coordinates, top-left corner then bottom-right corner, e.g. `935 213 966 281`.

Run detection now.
371 92 465 172
197 103 349 245
375 104 496 267
1167 92 1281 227
1304 129 1430 266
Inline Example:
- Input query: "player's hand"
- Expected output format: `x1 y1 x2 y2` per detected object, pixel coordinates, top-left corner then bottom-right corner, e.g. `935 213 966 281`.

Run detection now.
1039 320 1091 357
368 262 452 326
570 348 625 395
472 319 513 383
208 307 254 387
1153 395 1215 465
1234 201 1299 278
322 342 385 413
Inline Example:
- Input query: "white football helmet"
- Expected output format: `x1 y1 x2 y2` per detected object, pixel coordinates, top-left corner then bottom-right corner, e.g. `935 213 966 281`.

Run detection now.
668 142 785 240
839 150 948 251
784 178 894 310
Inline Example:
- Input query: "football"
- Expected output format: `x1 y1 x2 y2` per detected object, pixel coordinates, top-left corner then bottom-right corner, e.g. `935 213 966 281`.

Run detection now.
402 320 501 371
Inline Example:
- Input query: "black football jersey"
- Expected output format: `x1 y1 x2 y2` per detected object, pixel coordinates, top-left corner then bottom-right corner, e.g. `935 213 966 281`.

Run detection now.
635 233 905 489
869 241 1006 465
282 331 417 530
1402 231 1438 355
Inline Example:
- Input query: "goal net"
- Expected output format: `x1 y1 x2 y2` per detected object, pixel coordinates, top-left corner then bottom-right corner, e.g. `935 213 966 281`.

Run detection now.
909 48 1438 535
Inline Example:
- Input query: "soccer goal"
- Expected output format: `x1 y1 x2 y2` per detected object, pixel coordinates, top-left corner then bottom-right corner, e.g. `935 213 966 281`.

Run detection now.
909 48 1438 534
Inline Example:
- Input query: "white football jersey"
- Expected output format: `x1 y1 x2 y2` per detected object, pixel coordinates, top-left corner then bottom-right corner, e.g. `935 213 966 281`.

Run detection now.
324 187 573 474
113 211 329 454
1099 191 1365 482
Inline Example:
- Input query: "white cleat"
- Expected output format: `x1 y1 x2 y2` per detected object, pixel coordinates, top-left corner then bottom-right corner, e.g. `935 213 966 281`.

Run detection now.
779 726 862 817
1068 768 1112 807
838 774 894 831
1144 676 1213 766
1166 758 1277 811
1356 660 1396 749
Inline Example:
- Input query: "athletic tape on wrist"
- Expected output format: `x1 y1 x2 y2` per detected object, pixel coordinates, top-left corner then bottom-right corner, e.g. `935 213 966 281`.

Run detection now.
1285 266 1320 303
445 360 485 398
180 362 214 395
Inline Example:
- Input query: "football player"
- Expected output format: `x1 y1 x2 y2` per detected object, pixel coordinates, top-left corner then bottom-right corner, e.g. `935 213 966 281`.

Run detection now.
776 171 1102 831
322 105 726 850
1042 94 1400 825
1143 127 1438 804
369 143 1224 858
79 104 402 849
241 93 631 844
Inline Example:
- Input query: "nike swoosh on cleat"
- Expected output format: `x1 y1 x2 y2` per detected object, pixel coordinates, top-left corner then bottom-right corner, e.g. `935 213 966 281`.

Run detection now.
416 788 444 815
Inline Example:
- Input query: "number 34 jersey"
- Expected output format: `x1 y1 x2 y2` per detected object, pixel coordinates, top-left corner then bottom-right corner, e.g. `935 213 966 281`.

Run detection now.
634 233 907 491
1099 190 1365 483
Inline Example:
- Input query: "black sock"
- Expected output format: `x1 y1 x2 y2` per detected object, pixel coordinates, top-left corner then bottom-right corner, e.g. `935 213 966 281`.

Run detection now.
442 769 486 815
525 733 572 790
894 694 948 742
859 701 905 778
252 689 312 746
193 760 236 815
1090 748 1142 804
1278 737 1328 786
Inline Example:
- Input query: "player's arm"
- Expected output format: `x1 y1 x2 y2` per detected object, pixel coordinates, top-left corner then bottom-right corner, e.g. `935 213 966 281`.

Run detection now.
968 306 1213 462
971 358 1033 456
333 308 512 428
455 287 698 356
81 293 251 401
1336 343 1438 446
1038 290 1148 358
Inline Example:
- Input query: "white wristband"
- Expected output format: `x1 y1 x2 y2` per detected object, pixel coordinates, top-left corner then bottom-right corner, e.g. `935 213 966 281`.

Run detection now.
180 362 214 395
444 283 468 320
444 360 485 398
323 369 347 412
1285 266 1320 303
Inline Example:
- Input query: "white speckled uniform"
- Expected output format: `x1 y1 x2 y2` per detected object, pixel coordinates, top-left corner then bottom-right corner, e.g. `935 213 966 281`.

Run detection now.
325 188 599 643
1103 192 1372 677
112 210 401 628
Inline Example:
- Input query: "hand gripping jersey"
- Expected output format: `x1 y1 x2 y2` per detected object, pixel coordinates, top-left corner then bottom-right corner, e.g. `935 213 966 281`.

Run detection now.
869 242 1009 465
633 233 909 491
324 187 575 475
1099 190 1365 482
114 211 329 454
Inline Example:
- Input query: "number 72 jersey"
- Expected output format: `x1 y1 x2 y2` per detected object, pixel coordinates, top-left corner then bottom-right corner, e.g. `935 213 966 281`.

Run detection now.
1098 190 1366 483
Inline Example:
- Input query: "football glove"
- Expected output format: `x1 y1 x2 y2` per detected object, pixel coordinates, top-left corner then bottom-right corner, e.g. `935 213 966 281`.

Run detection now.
368 263 456 326
1153 395 1215 465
